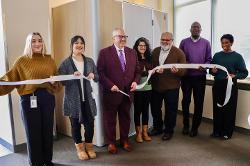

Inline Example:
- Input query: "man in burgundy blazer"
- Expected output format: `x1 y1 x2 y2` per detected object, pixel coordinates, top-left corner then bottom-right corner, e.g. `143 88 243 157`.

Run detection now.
97 28 140 154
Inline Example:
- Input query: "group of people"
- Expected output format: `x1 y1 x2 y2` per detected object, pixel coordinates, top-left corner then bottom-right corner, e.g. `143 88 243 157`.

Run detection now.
0 21 248 166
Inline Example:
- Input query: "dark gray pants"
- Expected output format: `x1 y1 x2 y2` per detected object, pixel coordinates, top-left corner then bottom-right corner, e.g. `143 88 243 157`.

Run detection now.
181 75 206 131
151 88 180 134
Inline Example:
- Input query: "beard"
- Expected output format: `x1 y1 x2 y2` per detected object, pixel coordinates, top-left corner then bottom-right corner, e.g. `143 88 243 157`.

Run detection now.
161 42 172 51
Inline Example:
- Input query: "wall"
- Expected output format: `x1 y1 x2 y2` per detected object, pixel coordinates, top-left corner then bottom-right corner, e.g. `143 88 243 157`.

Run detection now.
121 0 174 32
236 89 250 129
50 0 174 54
159 0 174 32
49 0 77 8
99 0 123 48
0 1 13 146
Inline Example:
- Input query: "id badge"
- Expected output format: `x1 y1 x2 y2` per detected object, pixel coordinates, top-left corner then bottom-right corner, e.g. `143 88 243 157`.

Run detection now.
30 95 37 108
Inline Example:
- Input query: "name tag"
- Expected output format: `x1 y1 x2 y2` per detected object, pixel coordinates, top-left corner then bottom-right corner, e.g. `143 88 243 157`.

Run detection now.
30 95 37 108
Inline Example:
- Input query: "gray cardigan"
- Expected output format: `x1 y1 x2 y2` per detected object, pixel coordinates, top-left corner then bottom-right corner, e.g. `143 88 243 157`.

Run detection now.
58 55 99 119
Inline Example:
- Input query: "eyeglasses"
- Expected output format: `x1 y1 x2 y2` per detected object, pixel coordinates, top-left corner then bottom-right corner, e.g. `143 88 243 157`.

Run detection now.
115 35 128 39
161 39 172 42
138 44 146 47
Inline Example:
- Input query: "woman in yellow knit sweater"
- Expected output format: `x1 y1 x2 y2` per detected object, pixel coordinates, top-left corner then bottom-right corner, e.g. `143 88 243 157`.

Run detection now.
0 32 60 166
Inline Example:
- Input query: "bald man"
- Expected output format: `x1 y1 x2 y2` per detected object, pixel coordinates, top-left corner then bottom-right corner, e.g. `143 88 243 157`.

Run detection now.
149 32 186 140
97 28 140 154
179 22 212 137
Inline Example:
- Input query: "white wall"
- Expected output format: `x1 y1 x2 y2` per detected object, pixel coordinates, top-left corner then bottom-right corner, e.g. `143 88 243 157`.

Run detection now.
1 0 50 145
236 89 250 129
0 1 13 145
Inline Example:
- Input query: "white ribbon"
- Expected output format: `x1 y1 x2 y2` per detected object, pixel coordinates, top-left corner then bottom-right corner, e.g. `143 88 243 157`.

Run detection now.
136 64 233 107
0 64 233 106
248 114 250 127
0 74 129 98
118 90 130 97
0 75 88 85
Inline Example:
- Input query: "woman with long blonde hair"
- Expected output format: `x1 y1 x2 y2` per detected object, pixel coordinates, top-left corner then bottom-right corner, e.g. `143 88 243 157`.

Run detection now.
0 32 60 166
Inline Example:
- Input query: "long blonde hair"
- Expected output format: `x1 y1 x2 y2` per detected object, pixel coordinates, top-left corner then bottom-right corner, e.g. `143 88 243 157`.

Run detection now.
23 32 47 57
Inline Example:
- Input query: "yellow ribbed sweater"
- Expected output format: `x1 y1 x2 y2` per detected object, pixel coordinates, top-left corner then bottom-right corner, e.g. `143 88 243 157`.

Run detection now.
0 53 61 96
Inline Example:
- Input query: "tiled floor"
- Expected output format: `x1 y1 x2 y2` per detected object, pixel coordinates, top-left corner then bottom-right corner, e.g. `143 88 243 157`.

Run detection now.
0 144 12 157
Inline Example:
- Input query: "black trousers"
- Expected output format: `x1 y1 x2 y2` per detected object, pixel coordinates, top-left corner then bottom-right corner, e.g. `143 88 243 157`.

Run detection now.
212 79 238 137
134 90 151 126
20 89 55 166
69 101 94 144
181 75 206 131
151 89 179 134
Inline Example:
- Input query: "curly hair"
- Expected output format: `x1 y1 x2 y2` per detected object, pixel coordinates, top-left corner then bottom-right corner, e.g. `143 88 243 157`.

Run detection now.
133 37 152 63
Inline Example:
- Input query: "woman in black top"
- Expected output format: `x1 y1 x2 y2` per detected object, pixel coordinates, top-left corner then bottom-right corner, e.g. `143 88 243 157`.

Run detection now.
210 34 248 140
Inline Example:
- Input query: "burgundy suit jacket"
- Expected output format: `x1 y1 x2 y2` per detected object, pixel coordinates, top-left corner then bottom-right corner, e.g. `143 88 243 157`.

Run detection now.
97 44 141 105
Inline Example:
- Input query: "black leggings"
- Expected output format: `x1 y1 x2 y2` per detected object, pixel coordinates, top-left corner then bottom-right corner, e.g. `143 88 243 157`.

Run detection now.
134 91 151 126
69 101 94 143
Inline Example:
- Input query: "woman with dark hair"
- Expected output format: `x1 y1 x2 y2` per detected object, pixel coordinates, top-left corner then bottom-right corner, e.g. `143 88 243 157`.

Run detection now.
133 37 152 143
58 35 99 160
210 34 248 140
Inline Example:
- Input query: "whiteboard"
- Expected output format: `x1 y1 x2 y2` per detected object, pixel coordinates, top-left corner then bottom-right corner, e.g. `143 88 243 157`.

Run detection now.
122 2 153 48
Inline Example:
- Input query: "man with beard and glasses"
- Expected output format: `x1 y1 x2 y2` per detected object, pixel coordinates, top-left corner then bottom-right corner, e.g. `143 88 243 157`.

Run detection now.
149 32 186 141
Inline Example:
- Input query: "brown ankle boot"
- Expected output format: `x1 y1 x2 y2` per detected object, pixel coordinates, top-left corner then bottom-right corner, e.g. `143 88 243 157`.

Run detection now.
142 125 152 141
75 143 89 160
135 126 143 143
85 143 97 159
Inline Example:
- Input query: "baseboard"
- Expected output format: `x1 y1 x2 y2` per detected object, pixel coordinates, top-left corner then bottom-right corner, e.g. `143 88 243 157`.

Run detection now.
0 138 26 153
0 134 60 153
13 143 27 152
0 138 14 152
